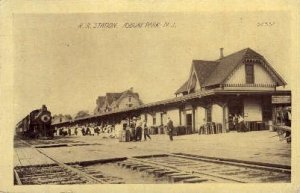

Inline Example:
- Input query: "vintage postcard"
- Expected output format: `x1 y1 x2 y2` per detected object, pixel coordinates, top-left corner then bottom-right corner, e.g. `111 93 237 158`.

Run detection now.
0 1 299 193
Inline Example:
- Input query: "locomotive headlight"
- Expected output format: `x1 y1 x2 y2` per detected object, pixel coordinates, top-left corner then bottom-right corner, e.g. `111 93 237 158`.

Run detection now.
41 114 51 123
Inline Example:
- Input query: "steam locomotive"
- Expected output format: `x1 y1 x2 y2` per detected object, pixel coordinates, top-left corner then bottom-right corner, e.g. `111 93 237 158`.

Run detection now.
15 105 54 139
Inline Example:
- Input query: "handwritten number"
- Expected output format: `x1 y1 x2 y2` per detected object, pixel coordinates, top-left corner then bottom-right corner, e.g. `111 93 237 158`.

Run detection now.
257 22 275 27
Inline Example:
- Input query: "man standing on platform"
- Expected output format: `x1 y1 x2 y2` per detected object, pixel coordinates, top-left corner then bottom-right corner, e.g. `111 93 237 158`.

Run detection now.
135 122 143 141
238 114 246 132
167 117 174 141
143 120 151 141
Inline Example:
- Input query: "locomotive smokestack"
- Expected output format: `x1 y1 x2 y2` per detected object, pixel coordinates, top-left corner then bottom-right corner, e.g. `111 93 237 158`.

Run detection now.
220 48 224 59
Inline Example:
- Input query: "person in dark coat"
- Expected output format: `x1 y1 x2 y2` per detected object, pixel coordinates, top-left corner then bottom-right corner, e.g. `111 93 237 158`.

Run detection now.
86 127 91 135
81 128 86 136
143 122 151 140
130 123 136 141
125 124 131 142
135 122 143 141
59 128 63 136
167 117 174 141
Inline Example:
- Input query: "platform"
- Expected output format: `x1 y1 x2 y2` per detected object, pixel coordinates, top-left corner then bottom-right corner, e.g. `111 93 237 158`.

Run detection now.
14 130 291 167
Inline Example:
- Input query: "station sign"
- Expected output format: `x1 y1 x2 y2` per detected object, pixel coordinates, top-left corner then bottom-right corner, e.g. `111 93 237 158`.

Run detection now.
272 95 291 104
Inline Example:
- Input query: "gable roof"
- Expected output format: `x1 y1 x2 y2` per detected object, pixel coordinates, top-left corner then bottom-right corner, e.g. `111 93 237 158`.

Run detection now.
203 48 249 86
175 81 188 94
106 93 123 105
205 48 286 86
114 90 143 106
175 48 286 94
96 89 143 110
192 60 219 86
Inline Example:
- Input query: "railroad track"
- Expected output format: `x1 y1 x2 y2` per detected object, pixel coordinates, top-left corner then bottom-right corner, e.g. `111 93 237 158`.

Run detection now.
14 140 291 184
119 153 291 183
14 140 126 185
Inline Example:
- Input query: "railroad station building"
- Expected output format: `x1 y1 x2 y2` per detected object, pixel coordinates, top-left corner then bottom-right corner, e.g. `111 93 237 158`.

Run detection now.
53 48 291 134
139 48 290 132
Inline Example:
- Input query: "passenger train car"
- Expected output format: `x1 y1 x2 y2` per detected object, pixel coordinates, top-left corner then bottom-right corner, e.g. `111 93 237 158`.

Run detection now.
15 105 54 139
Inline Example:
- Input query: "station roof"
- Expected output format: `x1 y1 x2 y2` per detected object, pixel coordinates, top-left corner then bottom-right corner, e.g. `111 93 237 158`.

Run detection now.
175 48 287 94
52 89 291 126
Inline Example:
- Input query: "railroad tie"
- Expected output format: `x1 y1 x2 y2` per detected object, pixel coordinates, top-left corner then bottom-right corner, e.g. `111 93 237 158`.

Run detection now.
166 173 197 183
183 178 209 183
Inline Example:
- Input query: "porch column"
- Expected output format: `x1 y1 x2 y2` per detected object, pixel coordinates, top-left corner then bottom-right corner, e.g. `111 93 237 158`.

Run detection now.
179 109 182 126
192 106 196 133
223 104 229 132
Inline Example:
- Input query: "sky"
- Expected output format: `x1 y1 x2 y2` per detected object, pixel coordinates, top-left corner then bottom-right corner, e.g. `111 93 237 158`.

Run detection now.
13 11 291 122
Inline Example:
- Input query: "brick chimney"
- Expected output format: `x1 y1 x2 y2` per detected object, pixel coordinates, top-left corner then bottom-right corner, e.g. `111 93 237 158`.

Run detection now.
220 48 224 59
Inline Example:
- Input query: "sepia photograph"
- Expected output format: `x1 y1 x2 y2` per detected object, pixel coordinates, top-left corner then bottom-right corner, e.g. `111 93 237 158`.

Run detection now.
0 1 299 193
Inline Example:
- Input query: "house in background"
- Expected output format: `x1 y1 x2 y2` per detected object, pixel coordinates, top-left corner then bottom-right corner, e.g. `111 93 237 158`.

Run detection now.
94 88 143 114
52 114 73 124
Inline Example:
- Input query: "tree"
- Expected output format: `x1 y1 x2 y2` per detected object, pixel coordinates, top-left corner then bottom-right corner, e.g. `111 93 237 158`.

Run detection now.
64 114 73 120
74 110 90 119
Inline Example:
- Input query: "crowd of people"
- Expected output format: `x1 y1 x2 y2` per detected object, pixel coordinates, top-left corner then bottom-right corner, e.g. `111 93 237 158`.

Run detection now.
120 117 174 142
54 116 175 142
229 114 247 132
54 123 118 138
121 119 151 142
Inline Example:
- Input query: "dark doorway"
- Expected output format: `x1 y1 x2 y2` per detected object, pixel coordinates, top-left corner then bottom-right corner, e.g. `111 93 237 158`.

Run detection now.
228 97 244 131
186 113 192 132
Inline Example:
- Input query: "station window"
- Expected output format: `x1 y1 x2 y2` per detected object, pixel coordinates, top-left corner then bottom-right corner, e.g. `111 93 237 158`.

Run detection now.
128 104 133 107
206 106 212 123
245 63 254 84
129 96 132 102
153 116 156 125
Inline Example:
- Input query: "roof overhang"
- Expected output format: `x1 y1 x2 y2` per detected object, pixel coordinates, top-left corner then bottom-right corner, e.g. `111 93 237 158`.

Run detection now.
52 89 291 126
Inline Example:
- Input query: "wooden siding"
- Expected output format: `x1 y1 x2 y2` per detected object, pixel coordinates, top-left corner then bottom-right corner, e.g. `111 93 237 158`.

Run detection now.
226 63 276 85
118 96 141 109
244 97 262 121
189 70 201 92
195 106 206 128
180 111 186 126
212 104 223 123
167 108 180 127
254 64 275 84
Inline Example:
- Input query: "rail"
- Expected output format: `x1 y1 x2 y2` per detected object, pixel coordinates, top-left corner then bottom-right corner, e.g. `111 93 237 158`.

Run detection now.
122 153 290 183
